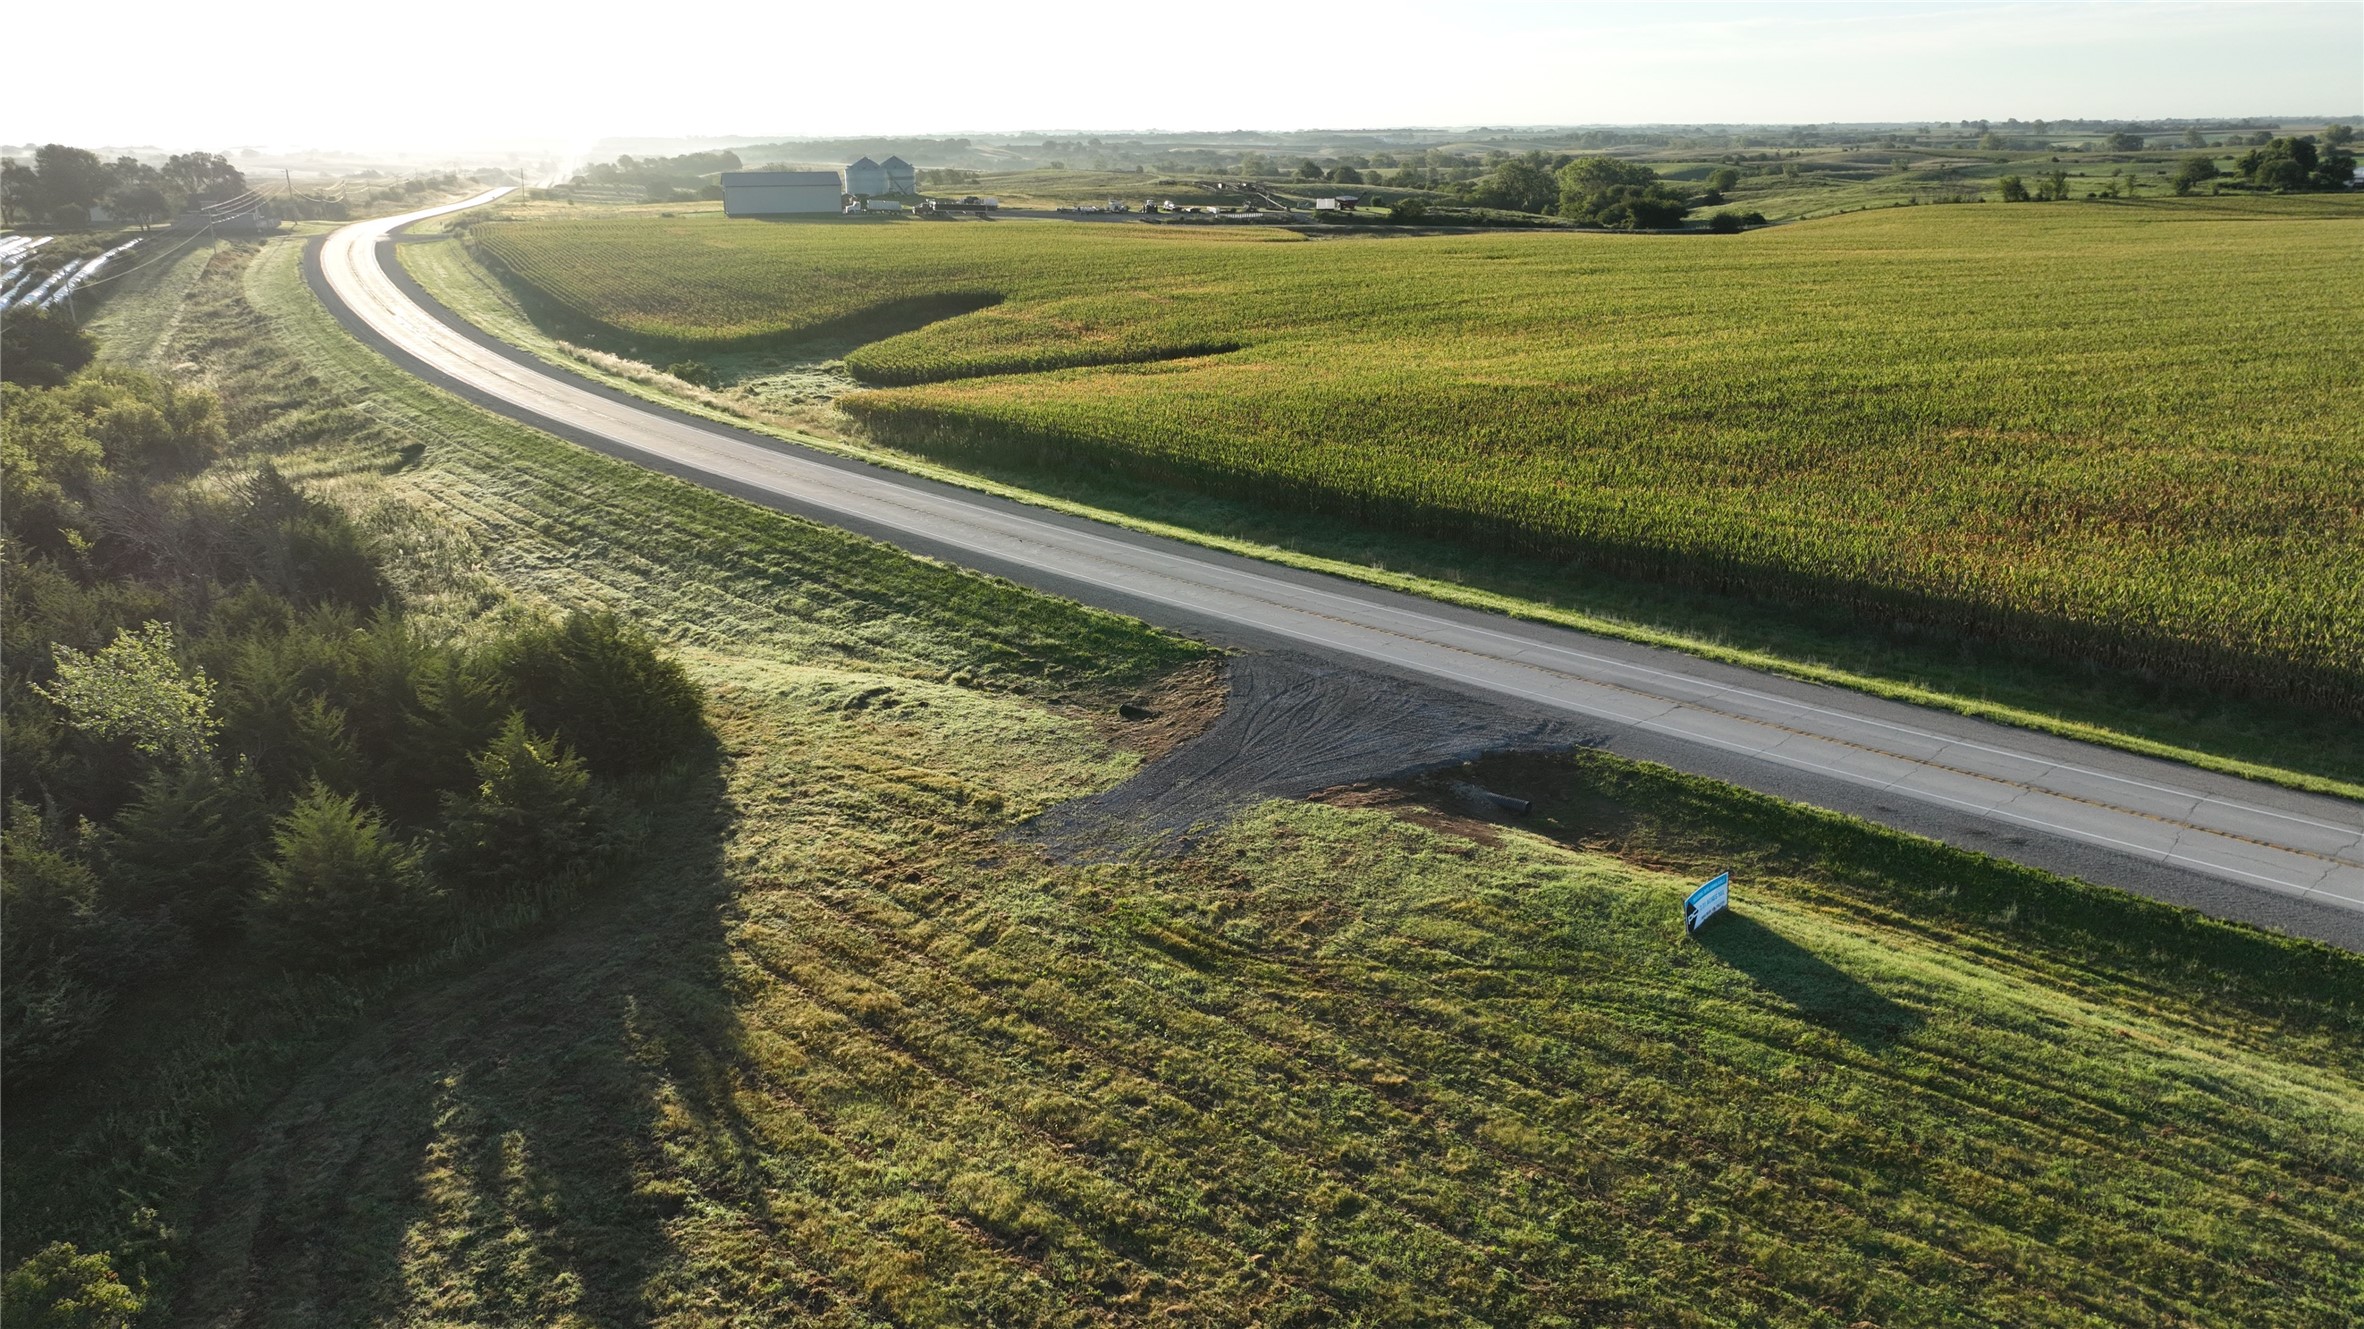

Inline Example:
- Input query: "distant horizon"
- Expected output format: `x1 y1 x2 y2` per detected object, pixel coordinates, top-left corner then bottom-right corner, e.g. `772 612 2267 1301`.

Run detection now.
4 2 2355 154
7 113 2357 171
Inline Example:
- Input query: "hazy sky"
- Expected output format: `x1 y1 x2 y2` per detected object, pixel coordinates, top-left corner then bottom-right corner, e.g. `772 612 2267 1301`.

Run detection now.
6 2 2357 155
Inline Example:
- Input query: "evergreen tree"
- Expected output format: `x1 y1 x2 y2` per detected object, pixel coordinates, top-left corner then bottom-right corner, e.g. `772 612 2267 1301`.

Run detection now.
495 612 704 777
248 783 437 968
340 615 505 822
2 806 112 1073
215 625 365 799
0 803 170 1076
95 759 268 933
230 465 387 611
433 712 605 904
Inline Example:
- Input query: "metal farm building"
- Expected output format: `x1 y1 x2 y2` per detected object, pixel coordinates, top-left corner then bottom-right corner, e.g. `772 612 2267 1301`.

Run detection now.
721 170 845 216
881 155 917 194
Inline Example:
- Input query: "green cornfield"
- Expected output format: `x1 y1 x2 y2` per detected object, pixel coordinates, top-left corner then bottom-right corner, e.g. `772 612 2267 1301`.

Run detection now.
472 198 2364 710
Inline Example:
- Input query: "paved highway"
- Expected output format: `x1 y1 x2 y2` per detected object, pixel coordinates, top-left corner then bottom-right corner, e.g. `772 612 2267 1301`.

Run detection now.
317 191 2364 949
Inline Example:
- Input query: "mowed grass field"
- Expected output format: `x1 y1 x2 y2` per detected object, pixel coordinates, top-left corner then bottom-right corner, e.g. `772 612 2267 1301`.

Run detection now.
469 198 2364 716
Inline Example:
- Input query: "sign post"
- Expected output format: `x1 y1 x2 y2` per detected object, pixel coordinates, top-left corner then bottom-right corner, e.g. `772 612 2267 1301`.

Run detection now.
1684 872 1730 935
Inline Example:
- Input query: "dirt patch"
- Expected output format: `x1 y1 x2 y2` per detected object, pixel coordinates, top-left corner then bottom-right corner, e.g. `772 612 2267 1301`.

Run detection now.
1323 750 1761 879
1016 651 1595 860
1306 780 1516 847
1089 656 1230 762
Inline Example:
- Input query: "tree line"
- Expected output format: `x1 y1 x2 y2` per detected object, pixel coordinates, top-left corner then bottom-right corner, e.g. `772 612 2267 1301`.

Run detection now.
1995 125 2356 202
1 366 709 1086
1456 153 1762 230
1 146 248 229
569 149 743 202
1270 151 1756 230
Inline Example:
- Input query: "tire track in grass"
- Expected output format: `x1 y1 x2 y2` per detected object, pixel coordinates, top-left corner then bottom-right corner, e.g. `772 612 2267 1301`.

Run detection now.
782 870 1878 1323
732 898 1496 1307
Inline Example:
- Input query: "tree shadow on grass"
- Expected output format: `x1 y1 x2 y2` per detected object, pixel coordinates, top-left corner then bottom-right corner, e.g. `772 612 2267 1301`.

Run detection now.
165 749 738 1328
1695 912 1922 1049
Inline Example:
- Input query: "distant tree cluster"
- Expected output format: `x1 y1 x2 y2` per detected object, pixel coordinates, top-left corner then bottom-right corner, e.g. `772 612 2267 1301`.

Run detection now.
1996 169 2072 203
2233 128 2356 192
2171 156 2220 195
1471 157 1561 213
1375 151 1717 229
573 149 742 202
0 145 246 228
2 369 708 1085
1300 148 1770 230
1553 156 1694 228
352 172 464 210
1269 149 1488 191
739 137 975 165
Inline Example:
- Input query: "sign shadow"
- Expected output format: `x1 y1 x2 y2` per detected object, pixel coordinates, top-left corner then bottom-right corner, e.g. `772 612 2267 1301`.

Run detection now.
1695 913 1922 1048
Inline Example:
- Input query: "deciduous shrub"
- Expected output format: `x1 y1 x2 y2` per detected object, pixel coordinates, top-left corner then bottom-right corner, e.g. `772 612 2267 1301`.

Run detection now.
1556 159 1691 228
36 621 218 765
0 309 97 388
1 1243 143 1329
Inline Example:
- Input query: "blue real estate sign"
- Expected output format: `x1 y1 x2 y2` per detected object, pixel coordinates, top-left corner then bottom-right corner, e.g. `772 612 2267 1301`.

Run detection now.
1684 872 1730 934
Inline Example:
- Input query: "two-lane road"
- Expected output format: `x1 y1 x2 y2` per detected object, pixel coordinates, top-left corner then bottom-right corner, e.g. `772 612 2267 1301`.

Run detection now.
316 191 2364 949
